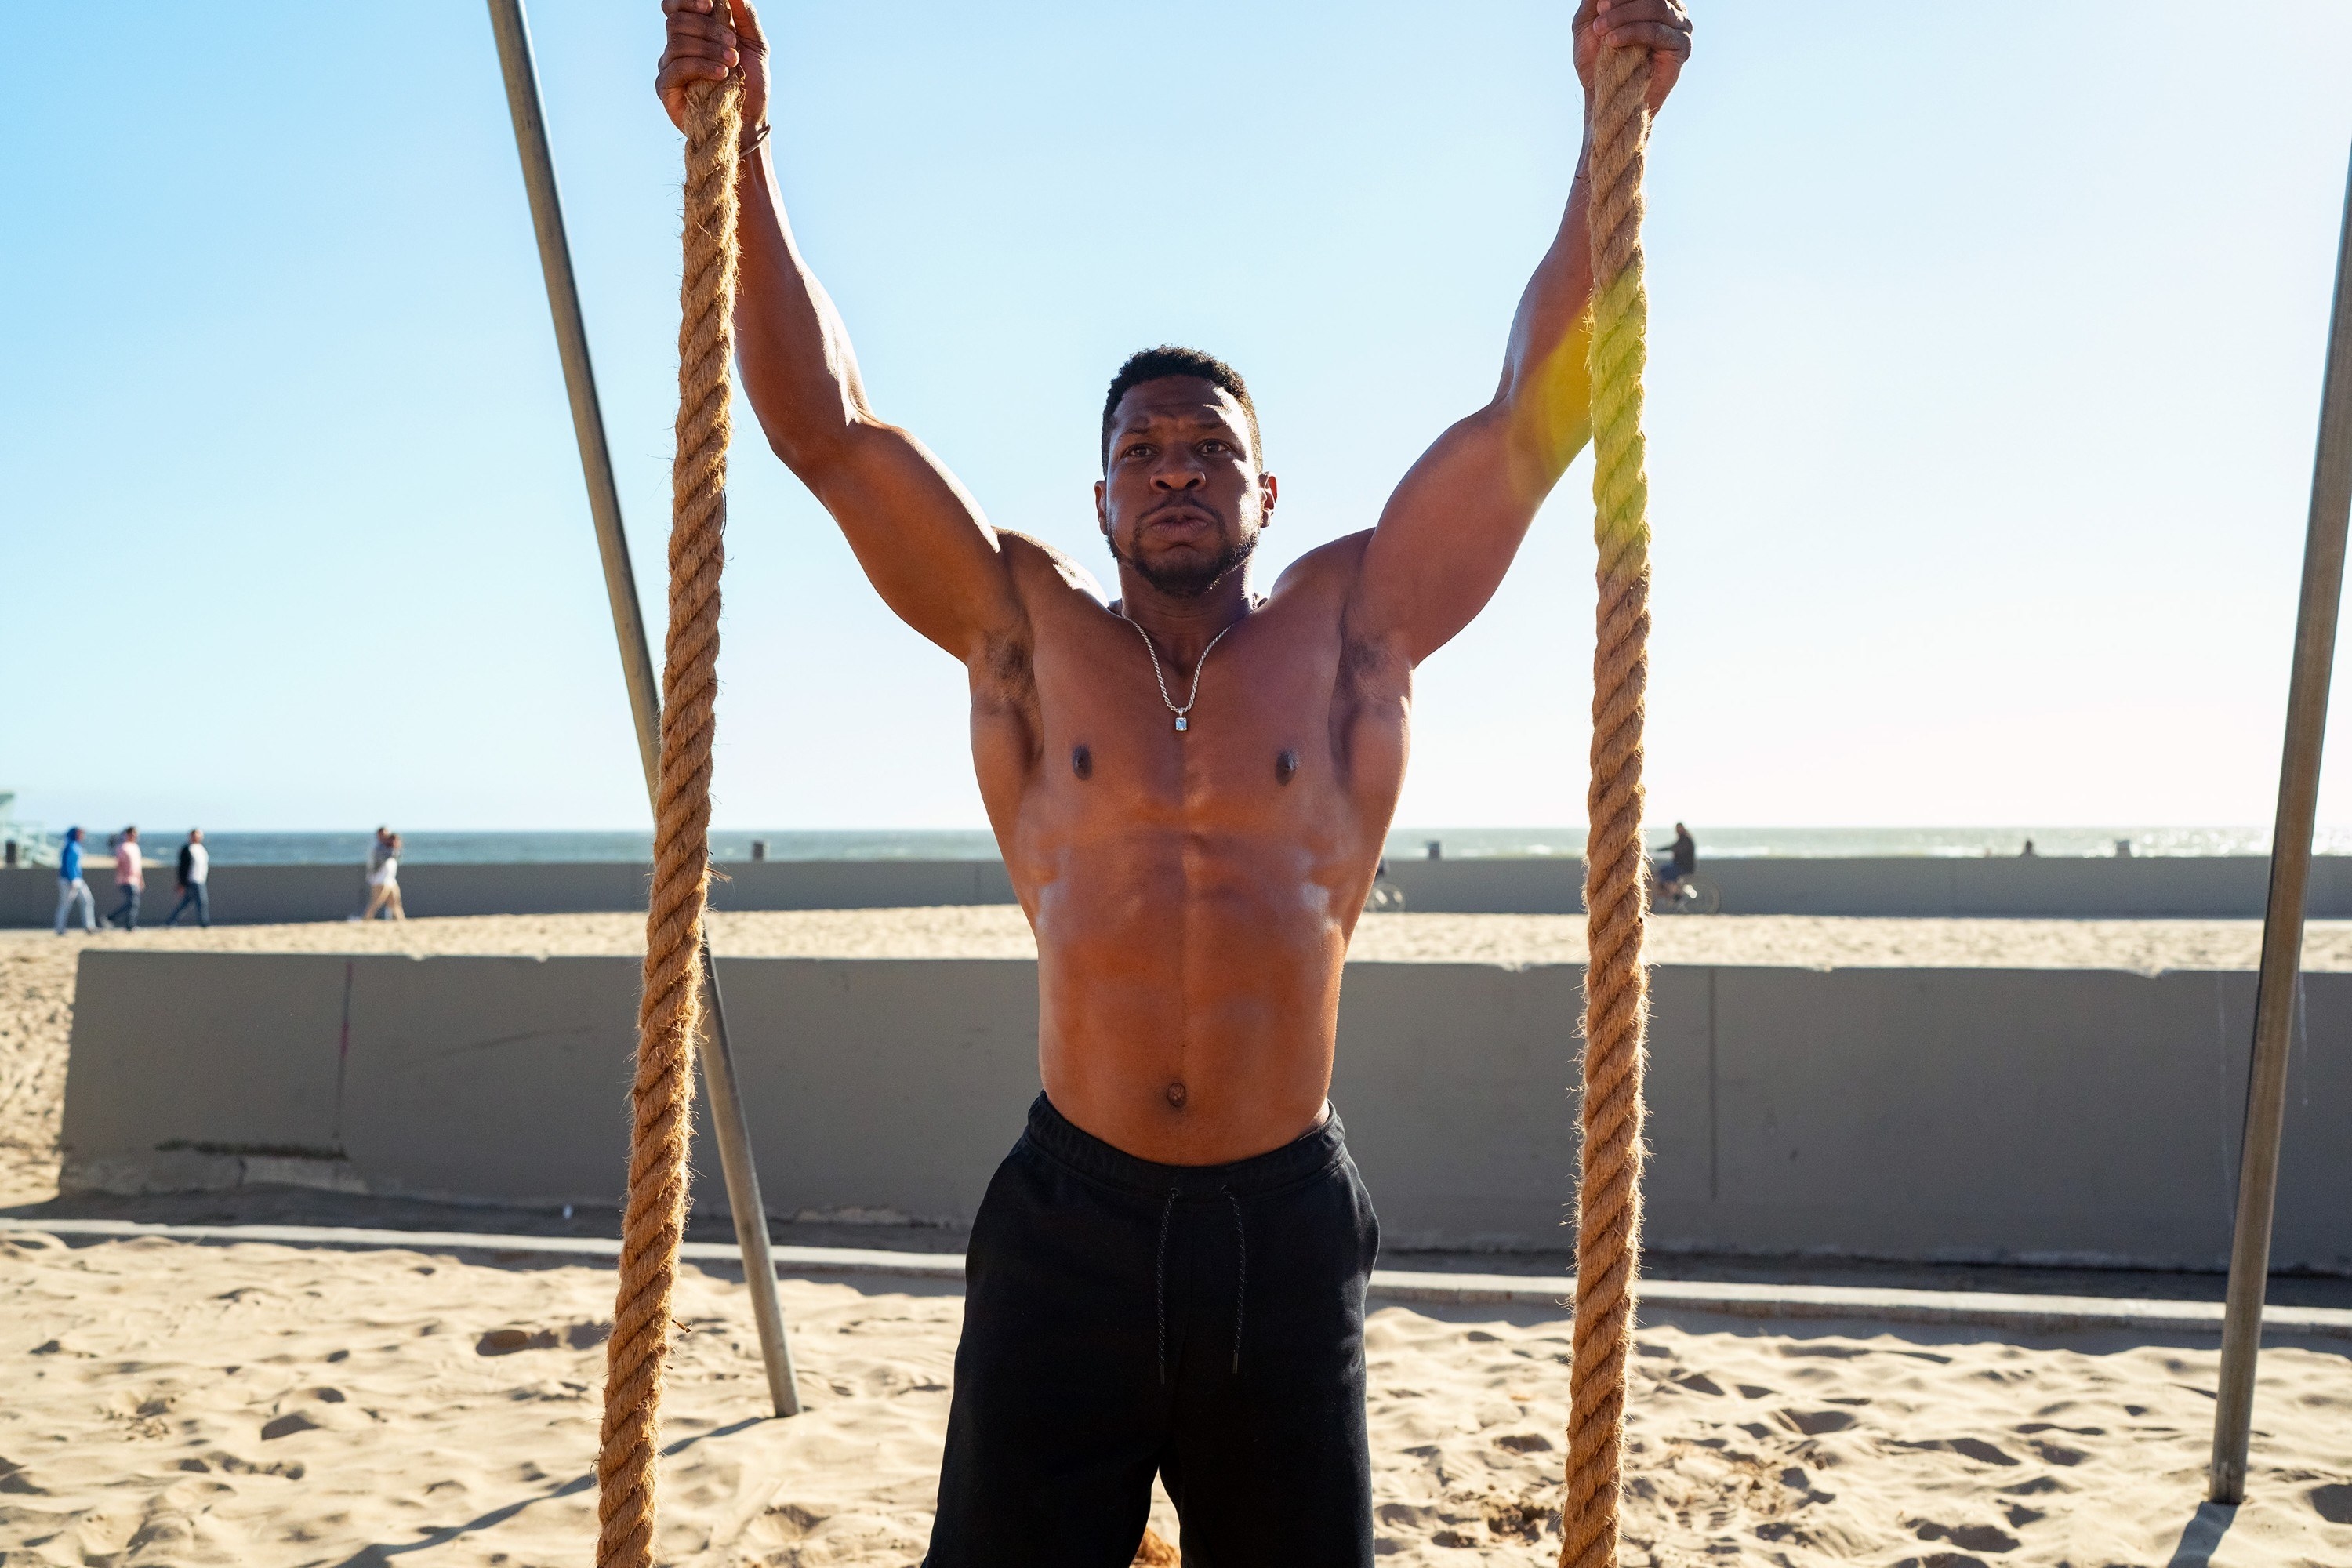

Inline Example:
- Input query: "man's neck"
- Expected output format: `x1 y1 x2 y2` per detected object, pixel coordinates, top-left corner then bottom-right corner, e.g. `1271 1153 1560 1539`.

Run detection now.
1112 571 1257 667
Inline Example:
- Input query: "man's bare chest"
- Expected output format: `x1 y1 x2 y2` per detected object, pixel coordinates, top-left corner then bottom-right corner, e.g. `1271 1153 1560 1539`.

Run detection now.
971 608 1408 853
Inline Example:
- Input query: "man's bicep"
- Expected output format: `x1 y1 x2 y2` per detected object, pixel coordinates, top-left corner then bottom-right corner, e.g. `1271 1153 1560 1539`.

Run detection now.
805 420 1021 659
1353 407 1556 665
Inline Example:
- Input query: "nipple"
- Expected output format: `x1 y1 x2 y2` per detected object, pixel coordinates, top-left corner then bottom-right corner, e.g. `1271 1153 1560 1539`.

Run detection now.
1073 744 1093 781
1276 748 1298 786
1165 1082 1188 1111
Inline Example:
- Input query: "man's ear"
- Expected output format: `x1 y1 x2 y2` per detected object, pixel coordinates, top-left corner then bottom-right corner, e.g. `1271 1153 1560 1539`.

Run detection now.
1094 477 1109 534
1258 470 1279 525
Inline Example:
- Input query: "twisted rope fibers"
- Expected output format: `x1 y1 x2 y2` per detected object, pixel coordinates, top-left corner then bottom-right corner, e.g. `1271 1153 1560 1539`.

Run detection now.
1562 36 1653 1568
595 56 742 1568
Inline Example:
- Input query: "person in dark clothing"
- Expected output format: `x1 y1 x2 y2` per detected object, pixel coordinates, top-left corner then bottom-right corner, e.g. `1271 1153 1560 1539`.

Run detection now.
166 828 211 927
1657 822 1696 890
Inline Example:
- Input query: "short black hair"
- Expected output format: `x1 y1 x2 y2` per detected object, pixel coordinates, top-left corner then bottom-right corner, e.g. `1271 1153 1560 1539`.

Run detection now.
1100 345 1261 473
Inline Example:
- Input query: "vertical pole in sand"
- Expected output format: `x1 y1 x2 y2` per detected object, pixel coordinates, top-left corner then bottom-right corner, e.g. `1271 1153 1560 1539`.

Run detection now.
2209 145 2352 1504
485 0 800 1419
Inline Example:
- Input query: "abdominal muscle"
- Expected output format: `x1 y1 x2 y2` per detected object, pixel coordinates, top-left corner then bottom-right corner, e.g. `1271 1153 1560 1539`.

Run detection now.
1023 829 1355 1167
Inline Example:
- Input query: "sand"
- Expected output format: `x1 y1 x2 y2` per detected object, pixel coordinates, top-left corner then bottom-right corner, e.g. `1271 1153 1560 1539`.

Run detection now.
5 918 2350 1560
9 910 2352 1210
2 1231 2346 1566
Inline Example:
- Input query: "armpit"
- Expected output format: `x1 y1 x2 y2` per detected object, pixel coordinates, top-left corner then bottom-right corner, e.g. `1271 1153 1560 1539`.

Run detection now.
1338 630 1410 702
975 630 1037 707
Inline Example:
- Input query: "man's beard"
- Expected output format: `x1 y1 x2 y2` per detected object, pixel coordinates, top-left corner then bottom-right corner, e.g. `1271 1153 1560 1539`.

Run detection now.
1106 526 1259 599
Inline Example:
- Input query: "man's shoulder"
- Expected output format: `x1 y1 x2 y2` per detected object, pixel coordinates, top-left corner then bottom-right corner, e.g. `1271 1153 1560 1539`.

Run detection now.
1269 529 1374 602
996 530 1109 611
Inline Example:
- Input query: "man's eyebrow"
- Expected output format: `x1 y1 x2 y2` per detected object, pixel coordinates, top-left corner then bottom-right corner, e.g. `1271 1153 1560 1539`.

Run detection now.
1120 407 1240 436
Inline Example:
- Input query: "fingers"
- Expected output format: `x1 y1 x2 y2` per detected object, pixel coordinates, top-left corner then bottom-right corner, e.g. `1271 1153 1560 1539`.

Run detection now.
655 56 731 97
657 1 738 85
723 0 768 49
1601 19 1692 59
1592 0 1693 51
663 9 736 51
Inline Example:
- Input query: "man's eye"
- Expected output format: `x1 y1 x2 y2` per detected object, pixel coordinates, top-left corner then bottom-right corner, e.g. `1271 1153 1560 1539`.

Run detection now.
1201 441 1229 454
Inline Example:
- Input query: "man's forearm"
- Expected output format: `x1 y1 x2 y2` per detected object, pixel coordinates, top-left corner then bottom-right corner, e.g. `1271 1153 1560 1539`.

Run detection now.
1490 132 1599 491
732 143 872 477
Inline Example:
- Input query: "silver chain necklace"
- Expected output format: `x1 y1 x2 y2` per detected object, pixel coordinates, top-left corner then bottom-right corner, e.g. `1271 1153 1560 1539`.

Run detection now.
1119 611 1243 732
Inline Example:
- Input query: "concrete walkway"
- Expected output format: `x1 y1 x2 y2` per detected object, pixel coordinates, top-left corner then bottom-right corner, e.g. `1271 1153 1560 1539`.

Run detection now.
11 1216 2350 1343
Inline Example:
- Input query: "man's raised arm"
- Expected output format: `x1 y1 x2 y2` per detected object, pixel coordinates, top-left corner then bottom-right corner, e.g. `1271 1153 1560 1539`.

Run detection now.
1347 0 1690 668
658 0 1018 660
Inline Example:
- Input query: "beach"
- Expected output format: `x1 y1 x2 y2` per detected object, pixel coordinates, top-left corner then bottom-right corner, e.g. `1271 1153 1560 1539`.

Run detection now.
3 1229 2347 1566
5 913 2351 1564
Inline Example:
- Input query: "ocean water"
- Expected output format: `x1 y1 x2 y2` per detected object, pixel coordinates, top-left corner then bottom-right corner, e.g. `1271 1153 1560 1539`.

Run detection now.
170 826 2352 867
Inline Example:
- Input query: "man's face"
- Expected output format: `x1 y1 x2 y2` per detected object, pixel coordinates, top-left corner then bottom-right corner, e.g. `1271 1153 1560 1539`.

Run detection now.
1095 376 1276 599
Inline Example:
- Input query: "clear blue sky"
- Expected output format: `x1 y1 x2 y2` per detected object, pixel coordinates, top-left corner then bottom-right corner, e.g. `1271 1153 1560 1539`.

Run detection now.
6 2 2352 835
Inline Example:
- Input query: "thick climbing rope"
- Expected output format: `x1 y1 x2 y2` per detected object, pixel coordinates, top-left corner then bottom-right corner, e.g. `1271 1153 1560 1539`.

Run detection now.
595 43 743 1568
1562 33 1653 1568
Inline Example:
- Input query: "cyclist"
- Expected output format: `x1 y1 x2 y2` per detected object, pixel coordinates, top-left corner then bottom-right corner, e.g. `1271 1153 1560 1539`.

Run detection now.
1654 822 1697 896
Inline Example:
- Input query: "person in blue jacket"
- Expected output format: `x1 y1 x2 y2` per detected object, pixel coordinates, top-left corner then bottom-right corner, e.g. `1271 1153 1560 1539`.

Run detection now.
53 826 95 935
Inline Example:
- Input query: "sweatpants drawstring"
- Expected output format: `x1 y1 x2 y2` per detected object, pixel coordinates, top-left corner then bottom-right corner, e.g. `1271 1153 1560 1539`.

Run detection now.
1154 1185 1178 1384
1222 1185 1247 1375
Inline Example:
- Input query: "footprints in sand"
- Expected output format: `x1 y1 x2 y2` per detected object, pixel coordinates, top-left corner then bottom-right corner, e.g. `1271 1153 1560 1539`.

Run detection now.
475 1319 611 1356
1777 1407 1860 1436
5 1237 2347 1567
176 1450 305 1479
1403 1319 2352 1566
1376 1493 1559 1549
1908 1515 2024 1553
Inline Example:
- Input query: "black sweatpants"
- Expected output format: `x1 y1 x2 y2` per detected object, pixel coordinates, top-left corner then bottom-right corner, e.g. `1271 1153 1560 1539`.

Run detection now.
925 1094 1381 1568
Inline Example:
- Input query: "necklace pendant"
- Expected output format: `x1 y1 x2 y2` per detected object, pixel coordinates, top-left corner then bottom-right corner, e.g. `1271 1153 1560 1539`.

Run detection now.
1174 716 1189 732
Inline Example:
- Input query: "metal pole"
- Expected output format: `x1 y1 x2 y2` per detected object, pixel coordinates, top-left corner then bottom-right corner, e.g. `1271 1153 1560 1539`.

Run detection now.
2209 144 2352 1504
486 0 800 1418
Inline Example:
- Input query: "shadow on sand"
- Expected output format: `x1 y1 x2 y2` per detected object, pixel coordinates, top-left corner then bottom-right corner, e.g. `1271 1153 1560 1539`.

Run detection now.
2165 1500 2236 1566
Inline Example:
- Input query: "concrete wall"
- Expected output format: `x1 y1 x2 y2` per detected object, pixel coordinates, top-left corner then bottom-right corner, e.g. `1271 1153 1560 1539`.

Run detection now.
14 854 2350 927
60 951 2352 1272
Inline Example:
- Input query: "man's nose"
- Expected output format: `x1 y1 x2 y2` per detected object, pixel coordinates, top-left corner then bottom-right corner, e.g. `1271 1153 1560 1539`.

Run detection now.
1150 453 1204 490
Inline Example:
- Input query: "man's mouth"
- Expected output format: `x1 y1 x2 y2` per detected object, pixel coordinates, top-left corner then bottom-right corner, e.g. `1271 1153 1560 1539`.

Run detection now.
1142 505 1217 534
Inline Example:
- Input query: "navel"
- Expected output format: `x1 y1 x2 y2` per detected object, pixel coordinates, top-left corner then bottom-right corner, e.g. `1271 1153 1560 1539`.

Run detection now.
1276 748 1298 786
1072 743 1092 781
1164 1081 1188 1111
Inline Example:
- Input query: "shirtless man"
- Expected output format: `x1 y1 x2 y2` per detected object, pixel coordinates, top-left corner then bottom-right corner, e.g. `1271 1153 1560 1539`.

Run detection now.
658 4 1692 1561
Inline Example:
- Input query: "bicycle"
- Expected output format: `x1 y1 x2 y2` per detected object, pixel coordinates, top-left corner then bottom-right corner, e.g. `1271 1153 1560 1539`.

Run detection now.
1650 871 1721 916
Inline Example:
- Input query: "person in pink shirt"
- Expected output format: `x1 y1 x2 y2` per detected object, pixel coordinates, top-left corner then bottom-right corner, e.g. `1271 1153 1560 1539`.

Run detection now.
107 825 144 931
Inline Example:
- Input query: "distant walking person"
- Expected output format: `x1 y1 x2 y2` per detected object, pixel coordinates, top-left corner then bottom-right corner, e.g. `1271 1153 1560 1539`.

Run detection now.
107 826 145 930
166 828 211 927
357 831 406 921
350 827 392 921
53 826 96 935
